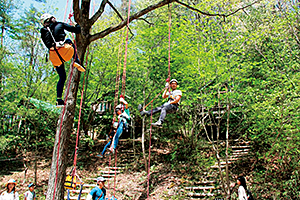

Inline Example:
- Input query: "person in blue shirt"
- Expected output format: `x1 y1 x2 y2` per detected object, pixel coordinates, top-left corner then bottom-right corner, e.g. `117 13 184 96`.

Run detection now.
86 177 106 200
108 96 130 154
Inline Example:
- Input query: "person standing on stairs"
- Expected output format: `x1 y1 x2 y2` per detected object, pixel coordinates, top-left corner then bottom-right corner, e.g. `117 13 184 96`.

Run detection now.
0 179 19 200
138 79 182 128
98 122 118 158
40 13 86 107
86 177 106 200
237 176 248 200
108 96 130 154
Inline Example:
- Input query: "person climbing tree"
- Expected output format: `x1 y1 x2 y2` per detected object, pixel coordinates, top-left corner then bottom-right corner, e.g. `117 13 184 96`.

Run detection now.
138 79 182 128
39 13 86 107
0 179 19 200
108 96 130 154
98 122 118 158
86 177 106 200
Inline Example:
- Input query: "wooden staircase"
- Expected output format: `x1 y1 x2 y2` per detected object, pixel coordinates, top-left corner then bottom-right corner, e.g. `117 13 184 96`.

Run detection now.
64 147 138 200
185 140 252 199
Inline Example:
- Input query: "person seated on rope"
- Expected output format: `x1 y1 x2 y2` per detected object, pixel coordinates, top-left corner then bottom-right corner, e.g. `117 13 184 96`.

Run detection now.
98 122 118 158
86 177 106 200
40 13 86 107
108 96 130 154
138 79 182 128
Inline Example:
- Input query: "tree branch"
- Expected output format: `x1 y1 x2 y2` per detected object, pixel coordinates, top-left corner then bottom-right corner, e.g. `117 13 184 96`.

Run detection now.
107 1 134 36
175 0 259 18
90 0 176 42
137 18 154 26
90 0 108 26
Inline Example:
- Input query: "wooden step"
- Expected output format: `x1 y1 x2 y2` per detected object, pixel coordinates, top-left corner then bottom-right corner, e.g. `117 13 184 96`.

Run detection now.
187 192 214 197
233 149 250 152
99 171 121 174
67 189 90 194
185 186 215 190
195 180 216 185
107 167 125 170
210 165 226 169
231 145 251 149
65 196 86 200
82 184 97 187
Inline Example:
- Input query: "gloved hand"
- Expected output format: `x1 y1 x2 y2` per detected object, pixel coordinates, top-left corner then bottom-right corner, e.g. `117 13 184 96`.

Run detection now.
165 82 170 88
120 97 128 105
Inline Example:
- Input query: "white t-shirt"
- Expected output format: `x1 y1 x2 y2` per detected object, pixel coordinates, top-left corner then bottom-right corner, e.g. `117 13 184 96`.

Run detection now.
0 191 19 200
24 191 36 200
238 186 247 200
167 89 182 104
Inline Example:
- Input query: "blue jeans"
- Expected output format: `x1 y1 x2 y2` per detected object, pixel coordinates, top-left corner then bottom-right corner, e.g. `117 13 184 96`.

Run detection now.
146 102 178 123
101 141 111 156
112 120 124 150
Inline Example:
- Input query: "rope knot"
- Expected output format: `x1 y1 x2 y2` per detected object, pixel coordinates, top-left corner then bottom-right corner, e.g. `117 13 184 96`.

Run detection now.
68 13 74 19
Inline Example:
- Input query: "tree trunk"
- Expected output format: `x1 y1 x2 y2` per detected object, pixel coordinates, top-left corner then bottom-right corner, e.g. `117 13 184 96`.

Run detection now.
45 34 88 200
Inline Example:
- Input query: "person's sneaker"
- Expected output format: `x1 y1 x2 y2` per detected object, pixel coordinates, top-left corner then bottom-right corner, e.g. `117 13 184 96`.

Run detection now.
74 62 86 72
97 154 104 158
106 148 115 155
151 121 162 128
56 99 64 108
140 110 148 117
138 104 143 111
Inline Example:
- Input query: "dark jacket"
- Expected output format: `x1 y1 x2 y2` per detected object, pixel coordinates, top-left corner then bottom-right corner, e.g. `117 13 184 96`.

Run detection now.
40 22 81 49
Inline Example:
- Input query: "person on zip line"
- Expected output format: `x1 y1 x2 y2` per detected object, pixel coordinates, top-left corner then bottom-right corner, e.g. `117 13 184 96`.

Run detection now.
138 79 182 128
107 96 130 155
40 13 86 107
97 122 118 158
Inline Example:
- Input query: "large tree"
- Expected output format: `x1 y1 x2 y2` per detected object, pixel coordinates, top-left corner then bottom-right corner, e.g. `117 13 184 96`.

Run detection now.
46 0 257 199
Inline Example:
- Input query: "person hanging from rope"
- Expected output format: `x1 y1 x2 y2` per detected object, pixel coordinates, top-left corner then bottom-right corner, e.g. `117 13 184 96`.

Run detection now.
97 122 118 158
40 13 86 107
138 79 182 128
108 96 130 155
86 177 106 200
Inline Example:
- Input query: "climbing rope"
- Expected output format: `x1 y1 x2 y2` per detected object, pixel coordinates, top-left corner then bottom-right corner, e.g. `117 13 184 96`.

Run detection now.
121 0 132 96
52 4 86 199
146 3 172 199
146 103 154 199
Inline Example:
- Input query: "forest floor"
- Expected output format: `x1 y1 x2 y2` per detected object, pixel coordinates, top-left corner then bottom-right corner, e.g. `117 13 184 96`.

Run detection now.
0 140 189 200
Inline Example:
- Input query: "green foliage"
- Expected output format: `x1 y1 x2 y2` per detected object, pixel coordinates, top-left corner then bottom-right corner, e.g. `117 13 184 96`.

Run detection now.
1 0 299 198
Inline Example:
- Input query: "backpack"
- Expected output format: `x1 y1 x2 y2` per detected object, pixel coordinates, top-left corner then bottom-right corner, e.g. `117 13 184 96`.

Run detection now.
247 189 254 200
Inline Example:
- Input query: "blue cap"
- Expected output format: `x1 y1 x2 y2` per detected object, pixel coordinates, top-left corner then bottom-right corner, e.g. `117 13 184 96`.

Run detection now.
28 183 35 188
